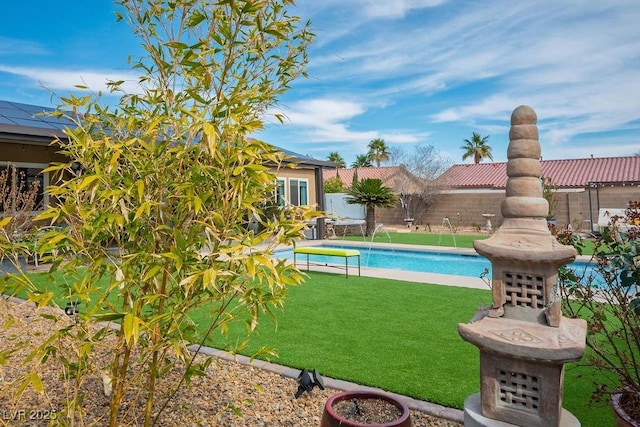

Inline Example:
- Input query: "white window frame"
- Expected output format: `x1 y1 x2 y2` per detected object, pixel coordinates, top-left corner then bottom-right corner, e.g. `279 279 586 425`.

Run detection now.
274 177 310 207
289 178 309 206
275 178 286 207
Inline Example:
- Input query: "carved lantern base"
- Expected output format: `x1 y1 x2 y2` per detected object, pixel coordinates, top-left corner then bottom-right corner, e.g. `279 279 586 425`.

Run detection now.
464 393 580 427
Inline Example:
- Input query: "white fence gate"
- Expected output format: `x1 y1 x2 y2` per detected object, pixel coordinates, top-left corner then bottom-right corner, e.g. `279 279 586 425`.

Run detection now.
324 193 364 219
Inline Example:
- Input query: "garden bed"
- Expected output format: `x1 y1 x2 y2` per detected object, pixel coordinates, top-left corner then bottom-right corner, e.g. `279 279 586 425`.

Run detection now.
0 298 461 426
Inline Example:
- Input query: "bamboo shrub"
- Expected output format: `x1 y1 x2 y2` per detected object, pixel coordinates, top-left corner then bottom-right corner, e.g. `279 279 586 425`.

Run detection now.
1 1 315 425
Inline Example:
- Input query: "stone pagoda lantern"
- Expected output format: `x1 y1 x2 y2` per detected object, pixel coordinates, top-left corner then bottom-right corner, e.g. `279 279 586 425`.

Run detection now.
458 105 587 427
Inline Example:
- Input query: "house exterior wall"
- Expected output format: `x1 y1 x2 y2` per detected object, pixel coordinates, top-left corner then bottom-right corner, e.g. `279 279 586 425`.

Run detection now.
374 191 506 230
0 141 67 164
1 141 69 211
272 166 319 207
1 141 325 212
526 186 639 231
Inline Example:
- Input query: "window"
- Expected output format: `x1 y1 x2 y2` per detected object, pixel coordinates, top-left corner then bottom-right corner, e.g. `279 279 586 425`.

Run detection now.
275 179 286 206
0 162 48 212
289 178 308 206
274 177 309 207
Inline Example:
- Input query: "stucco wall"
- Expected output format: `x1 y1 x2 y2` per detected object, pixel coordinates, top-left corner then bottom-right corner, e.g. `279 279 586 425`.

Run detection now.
272 166 319 207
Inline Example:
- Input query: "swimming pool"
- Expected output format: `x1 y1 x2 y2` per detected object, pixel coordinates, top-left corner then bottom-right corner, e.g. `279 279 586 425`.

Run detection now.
275 244 593 279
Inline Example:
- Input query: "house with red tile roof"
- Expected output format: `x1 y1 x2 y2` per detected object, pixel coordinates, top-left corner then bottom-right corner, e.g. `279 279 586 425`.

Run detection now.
431 156 640 232
322 166 425 193
322 166 430 225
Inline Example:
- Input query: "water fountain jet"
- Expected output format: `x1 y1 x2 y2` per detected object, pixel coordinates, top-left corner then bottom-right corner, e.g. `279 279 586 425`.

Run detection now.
438 217 457 247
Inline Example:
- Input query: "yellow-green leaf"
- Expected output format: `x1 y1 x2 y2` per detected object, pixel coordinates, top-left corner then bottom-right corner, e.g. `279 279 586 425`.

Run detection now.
134 202 149 220
203 122 217 155
179 274 198 289
94 313 125 322
0 216 11 228
194 195 202 214
29 372 44 393
77 175 100 191
143 265 163 281
246 257 255 277
136 180 145 203
123 312 140 346
2 316 16 329
203 268 217 287
253 255 273 270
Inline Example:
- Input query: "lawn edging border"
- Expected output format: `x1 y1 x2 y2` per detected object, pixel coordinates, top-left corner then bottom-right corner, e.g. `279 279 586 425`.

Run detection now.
188 343 465 423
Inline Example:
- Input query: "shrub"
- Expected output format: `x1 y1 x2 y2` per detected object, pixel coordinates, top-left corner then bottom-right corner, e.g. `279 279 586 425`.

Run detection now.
560 202 639 422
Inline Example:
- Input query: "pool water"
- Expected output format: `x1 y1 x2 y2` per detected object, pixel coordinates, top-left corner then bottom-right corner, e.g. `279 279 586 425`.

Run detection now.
275 245 593 279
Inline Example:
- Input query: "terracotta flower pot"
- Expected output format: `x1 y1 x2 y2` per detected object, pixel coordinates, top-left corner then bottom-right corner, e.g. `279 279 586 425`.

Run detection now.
321 390 412 427
612 391 639 427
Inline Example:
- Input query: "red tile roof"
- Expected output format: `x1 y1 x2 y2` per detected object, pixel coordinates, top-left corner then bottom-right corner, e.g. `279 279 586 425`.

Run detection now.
436 156 640 189
323 167 404 186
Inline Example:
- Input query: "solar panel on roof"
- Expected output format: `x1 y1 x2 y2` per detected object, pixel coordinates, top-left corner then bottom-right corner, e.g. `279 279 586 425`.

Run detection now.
5 117 57 129
0 107 35 120
14 103 52 114
41 117 75 127
0 100 72 131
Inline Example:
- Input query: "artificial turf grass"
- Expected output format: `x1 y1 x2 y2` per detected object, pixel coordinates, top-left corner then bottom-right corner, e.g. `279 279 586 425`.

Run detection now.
339 231 597 254
204 271 487 408
200 272 613 427
340 231 482 248
12 269 611 426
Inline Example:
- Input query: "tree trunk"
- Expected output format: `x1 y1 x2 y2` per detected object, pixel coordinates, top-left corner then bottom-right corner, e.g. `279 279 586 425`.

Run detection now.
365 206 376 236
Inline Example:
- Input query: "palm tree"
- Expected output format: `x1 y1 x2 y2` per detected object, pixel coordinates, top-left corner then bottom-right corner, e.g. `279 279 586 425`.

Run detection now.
345 178 397 236
327 151 346 168
367 138 390 167
351 154 372 168
461 132 493 164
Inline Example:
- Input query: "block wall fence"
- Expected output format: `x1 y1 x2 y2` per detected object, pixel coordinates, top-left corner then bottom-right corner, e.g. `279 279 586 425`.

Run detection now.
374 186 639 232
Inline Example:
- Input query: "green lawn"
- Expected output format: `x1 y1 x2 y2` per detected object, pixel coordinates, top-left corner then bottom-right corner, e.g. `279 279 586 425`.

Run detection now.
340 231 483 248
17 269 612 426
201 272 611 427
339 231 596 254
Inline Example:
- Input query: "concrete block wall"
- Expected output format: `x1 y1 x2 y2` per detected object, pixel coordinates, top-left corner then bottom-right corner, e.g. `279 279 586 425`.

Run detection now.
371 186 640 232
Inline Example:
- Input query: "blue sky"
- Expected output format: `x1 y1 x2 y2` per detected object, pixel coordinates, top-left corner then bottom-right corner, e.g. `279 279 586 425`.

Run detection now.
1 1 639 165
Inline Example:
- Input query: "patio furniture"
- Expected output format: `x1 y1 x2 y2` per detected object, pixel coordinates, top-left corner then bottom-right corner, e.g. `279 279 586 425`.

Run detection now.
293 247 361 278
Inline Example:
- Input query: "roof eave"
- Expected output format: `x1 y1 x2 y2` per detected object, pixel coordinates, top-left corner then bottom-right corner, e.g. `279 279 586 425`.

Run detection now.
0 123 67 144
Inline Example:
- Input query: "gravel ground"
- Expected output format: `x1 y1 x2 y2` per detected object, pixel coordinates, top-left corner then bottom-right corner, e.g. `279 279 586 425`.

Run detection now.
0 298 463 426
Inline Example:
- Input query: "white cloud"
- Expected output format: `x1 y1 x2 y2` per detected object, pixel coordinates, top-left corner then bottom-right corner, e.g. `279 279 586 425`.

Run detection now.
278 98 365 127
263 97 429 159
267 0 623 164
360 0 447 19
0 66 141 94
0 38 47 56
